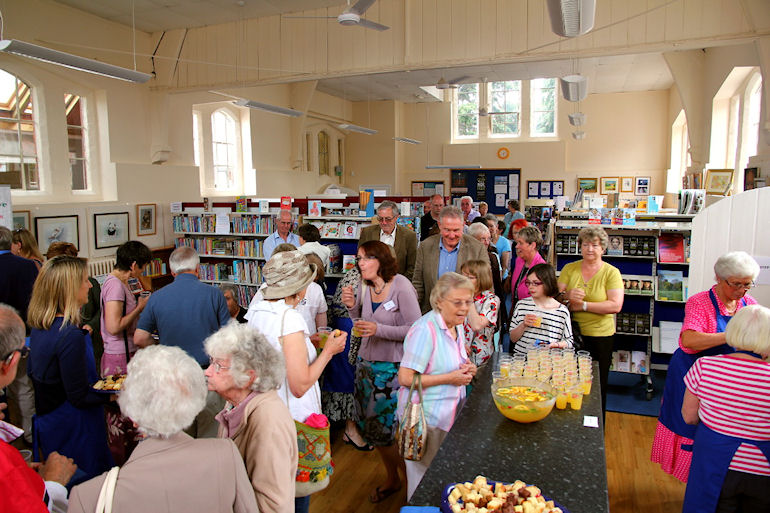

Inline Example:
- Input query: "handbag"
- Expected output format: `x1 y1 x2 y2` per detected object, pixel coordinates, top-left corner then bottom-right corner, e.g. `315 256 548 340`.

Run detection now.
396 373 427 461
278 308 333 497
95 466 120 513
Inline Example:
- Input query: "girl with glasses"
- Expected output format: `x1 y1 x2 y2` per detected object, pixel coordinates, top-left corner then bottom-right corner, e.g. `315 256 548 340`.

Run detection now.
510 263 573 355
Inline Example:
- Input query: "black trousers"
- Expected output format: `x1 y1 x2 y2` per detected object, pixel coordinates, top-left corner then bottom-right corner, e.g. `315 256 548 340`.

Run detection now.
715 470 770 512
582 335 614 420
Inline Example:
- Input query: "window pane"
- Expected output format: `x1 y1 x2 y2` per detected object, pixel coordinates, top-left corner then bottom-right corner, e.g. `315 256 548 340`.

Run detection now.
318 131 329 176
0 69 38 190
531 111 555 135
192 113 200 167
65 92 88 190
70 159 85 190
491 113 520 136
211 110 237 189
456 84 479 137
530 78 556 136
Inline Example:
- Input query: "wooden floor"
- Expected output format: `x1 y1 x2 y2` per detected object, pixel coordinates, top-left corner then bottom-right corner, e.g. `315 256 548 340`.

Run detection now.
310 412 685 513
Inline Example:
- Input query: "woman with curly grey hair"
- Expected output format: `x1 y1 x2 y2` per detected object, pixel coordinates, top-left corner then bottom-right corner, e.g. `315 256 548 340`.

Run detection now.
205 322 298 513
68 345 258 513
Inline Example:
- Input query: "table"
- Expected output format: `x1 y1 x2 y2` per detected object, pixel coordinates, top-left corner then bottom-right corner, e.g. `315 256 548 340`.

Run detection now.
409 353 609 513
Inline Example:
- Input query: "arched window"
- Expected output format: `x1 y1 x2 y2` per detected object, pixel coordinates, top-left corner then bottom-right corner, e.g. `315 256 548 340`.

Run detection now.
211 110 237 190
742 75 762 167
668 110 690 193
0 69 38 190
318 130 330 176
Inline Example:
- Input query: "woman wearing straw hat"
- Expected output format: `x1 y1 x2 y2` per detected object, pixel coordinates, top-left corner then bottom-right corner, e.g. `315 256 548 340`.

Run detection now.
245 250 347 513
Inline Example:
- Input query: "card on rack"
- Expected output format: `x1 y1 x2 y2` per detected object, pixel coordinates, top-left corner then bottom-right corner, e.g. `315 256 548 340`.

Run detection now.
657 270 684 301
658 233 685 263
259 200 270 214
322 222 340 238
342 222 357 238
308 200 322 217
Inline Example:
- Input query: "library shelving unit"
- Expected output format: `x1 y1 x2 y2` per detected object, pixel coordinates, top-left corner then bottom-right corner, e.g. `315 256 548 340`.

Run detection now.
554 217 691 399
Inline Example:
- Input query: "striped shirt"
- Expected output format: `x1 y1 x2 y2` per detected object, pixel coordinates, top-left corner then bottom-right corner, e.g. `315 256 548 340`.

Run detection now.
511 297 573 355
398 310 468 432
684 355 770 476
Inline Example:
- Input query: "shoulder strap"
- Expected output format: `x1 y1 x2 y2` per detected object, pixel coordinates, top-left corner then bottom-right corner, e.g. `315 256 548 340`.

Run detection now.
95 466 120 513
121 287 131 363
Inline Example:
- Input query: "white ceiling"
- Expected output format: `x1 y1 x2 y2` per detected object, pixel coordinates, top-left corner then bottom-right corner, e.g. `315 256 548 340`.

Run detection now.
52 0 674 101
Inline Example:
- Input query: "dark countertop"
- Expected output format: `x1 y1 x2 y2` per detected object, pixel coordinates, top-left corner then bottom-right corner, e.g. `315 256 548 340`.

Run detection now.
409 353 609 513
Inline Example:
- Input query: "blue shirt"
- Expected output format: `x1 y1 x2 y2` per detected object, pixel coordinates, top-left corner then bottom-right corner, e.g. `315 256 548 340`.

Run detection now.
503 211 526 235
438 239 460 278
495 236 512 277
136 273 230 365
262 231 300 261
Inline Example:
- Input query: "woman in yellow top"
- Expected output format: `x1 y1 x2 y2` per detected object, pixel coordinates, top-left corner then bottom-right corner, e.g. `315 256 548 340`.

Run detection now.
557 226 624 416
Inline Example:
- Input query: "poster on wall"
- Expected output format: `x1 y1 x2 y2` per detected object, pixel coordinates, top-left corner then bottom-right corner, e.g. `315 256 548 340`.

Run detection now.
0 186 11 229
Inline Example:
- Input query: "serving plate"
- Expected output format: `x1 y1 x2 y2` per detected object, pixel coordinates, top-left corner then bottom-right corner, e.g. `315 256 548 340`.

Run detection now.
440 479 570 513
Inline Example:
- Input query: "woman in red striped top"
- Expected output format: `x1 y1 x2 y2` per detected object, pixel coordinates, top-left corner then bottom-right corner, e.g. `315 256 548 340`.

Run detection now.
681 305 770 513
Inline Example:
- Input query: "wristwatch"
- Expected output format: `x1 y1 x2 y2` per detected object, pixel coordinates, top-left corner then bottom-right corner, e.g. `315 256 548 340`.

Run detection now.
582 302 588 312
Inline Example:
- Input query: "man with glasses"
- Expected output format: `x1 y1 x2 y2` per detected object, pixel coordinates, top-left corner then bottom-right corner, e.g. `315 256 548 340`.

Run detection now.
358 200 418 280
420 194 444 241
0 304 77 513
412 206 487 313
262 209 300 261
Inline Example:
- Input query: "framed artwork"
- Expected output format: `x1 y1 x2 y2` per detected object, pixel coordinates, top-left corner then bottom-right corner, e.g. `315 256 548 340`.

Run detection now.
552 181 564 196
12 210 30 231
527 181 539 198
744 167 758 191
35 215 79 255
634 176 651 196
539 182 551 197
94 212 129 249
704 169 734 195
577 177 598 193
620 177 634 193
600 177 619 195
136 203 157 236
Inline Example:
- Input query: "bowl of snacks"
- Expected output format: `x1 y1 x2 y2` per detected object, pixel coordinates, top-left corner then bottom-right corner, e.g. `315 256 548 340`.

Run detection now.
491 377 556 423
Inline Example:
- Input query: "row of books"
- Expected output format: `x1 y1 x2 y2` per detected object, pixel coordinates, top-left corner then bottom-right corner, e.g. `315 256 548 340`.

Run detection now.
678 189 705 214
616 312 651 335
141 258 167 277
199 260 262 285
555 234 656 256
587 208 637 225
611 350 648 374
309 221 364 239
623 275 655 295
172 214 277 235
175 237 262 258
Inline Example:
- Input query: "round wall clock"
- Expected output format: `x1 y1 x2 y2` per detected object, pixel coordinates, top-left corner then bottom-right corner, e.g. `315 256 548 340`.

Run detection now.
497 147 510 160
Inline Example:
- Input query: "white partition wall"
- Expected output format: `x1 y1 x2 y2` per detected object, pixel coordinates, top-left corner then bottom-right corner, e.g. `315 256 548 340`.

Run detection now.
689 188 770 306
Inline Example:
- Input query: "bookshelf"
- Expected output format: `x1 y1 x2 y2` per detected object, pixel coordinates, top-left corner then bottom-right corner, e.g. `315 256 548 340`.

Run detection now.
554 219 691 399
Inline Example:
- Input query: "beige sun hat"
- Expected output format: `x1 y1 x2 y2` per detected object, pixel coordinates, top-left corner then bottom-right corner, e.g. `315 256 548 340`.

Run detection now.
262 249 317 300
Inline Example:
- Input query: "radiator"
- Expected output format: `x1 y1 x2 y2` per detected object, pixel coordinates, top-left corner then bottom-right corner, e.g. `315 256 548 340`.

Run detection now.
88 257 115 277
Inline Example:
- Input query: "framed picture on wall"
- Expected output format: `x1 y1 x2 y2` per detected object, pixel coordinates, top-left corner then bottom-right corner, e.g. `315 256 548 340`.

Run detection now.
539 182 551 197
635 176 651 196
35 215 79 255
693 173 703 189
12 210 30 231
136 204 157 236
552 181 564 196
600 177 619 195
620 177 634 193
704 169 734 195
744 167 758 191
527 181 539 198
94 212 129 249
577 177 598 193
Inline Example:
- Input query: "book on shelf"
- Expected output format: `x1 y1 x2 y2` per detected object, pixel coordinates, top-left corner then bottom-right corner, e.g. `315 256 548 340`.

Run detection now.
631 351 648 374
328 244 342 273
342 222 358 238
235 197 248 212
588 208 601 224
607 235 623 256
600 208 612 225
622 208 636 225
657 270 684 301
280 196 292 210
322 222 341 238
342 255 356 273
259 200 269 214
623 277 641 294
615 350 631 372
658 233 686 263
308 200 322 217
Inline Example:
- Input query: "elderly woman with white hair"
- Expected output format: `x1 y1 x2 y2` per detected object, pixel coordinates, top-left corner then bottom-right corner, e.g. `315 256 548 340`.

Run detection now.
681 305 770 513
68 345 258 513
205 322 298 513
397 272 478 500
652 251 760 483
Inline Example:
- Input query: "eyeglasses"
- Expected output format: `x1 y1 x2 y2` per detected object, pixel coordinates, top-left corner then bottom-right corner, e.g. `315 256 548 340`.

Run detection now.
724 279 755 290
355 255 377 265
447 299 474 308
208 357 230 372
377 215 396 223
524 280 543 287
2 346 29 365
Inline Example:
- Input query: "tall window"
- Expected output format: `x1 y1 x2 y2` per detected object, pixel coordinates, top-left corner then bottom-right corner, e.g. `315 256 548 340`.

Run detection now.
65 94 88 190
211 110 237 190
456 84 479 138
490 81 521 136
530 78 556 136
318 131 330 175
192 112 200 167
0 69 38 190
744 77 762 161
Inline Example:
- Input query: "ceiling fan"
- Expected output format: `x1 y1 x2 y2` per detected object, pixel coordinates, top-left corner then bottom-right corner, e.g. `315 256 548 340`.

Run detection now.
284 0 389 31
435 75 470 90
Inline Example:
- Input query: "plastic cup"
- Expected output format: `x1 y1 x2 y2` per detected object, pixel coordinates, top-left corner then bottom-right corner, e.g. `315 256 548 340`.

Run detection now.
555 391 569 409
317 327 332 349
569 387 584 410
581 379 592 395
351 318 363 337
492 371 503 383
532 316 542 328
499 361 512 377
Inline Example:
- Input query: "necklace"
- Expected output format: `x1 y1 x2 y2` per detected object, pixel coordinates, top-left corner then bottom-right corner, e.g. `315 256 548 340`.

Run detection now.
373 281 386 295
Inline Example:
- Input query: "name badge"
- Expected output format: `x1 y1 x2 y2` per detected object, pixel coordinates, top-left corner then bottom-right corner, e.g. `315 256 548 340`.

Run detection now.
383 300 396 311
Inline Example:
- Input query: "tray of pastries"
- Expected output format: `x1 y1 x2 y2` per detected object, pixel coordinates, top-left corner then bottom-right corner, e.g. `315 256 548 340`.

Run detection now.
93 374 126 393
441 476 569 513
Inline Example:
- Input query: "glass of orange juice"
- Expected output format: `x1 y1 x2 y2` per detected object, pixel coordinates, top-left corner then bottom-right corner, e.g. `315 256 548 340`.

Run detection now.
568 386 584 410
